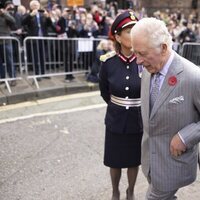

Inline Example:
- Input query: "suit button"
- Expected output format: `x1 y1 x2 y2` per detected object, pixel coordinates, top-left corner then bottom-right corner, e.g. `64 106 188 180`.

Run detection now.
126 76 129 80
126 106 129 110
127 65 130 69
125 87 129 90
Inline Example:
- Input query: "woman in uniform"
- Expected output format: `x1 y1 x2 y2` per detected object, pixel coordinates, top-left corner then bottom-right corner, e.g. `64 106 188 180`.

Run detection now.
99 11 143 200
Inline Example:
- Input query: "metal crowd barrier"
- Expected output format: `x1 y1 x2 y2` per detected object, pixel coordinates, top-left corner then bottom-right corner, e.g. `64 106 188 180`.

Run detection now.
0 36 22 93
23 37 102 88
2 35 200 93
180 42 200 66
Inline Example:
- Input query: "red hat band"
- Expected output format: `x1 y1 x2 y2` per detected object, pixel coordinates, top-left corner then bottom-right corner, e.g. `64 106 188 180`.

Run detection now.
116 18 133 30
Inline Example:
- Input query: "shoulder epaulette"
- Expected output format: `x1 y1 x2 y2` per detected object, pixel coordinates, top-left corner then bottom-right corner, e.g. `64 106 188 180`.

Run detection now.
100 51 116 62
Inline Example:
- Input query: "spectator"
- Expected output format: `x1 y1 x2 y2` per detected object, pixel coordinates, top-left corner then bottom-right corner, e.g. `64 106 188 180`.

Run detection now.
5 1 24 72
78 13 99 74
0 0 17 86
78 12 99 38
58 7 79 82
178 20 197 44
47 8 60 36
87 39 113 83
22 0 53 80
16 5 27 42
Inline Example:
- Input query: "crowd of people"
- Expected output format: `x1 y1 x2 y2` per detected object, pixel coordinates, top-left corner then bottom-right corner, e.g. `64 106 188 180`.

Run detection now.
7 0 200 44
152 9 199 44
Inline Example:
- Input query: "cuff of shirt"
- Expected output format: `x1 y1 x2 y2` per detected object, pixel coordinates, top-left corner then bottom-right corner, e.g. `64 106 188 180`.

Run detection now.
178 132 186 145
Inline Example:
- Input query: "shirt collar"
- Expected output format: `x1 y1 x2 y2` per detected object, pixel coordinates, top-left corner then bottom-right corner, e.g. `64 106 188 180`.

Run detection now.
159 51 174 76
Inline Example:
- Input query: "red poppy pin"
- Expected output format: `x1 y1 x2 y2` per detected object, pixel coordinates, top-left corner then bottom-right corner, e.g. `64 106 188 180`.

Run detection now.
168 76 177 86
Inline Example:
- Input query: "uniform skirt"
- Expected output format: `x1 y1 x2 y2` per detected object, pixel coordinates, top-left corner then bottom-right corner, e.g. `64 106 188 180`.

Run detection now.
104 128 142 168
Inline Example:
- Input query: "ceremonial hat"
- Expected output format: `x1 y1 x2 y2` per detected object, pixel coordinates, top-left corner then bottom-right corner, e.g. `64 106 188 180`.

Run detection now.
111 11 138 36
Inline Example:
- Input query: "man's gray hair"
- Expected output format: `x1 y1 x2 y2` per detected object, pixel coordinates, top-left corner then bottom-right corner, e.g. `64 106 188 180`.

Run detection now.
131 17 173 50
30 0 40 8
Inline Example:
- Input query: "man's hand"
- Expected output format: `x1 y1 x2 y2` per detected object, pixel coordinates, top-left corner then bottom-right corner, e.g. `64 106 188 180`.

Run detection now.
43 10 49 18
30 9 38 16
170 133 186 157
0 8 5 15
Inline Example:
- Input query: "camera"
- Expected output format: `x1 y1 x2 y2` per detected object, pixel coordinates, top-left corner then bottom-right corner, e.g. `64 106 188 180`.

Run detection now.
38 9 45 13
0 1 3 9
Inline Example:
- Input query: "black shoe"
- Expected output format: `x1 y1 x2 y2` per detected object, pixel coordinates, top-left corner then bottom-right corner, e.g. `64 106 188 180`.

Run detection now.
65 75 75 80
65 75 75 82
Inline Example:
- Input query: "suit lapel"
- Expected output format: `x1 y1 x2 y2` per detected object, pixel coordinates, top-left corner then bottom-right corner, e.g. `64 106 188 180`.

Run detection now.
150 53 183 119
142 70 151 119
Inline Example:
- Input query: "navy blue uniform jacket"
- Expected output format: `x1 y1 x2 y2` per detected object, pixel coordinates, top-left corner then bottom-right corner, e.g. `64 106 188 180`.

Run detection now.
99 52 143 134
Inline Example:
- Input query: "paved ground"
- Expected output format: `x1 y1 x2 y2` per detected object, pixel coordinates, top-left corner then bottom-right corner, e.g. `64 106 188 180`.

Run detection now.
0 91 200 200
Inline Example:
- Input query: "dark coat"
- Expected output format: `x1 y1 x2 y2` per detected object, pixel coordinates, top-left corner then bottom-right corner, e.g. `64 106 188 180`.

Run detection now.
22 12 52 36
99 52 143 134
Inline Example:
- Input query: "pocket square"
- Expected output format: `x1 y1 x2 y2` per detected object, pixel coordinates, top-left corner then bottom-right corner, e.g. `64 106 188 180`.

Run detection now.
169 96 184 104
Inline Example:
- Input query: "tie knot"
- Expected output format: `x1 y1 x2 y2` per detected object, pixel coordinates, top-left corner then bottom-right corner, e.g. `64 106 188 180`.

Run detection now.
154 72 160 78
152 72 160 84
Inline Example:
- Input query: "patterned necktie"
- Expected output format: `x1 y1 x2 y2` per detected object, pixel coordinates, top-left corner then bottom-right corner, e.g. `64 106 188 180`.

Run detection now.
150 73 160 111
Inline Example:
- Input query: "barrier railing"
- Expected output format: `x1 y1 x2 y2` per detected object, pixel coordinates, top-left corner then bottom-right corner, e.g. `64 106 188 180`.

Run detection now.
23 37 102 88
180 42 200 66
2 35 200 93
0 36 22 93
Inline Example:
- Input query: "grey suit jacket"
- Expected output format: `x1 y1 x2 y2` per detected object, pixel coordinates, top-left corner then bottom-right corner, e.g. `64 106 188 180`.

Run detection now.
141 51 200 192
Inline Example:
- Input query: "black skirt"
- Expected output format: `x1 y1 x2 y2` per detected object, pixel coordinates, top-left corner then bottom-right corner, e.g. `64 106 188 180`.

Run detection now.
104 128 142 168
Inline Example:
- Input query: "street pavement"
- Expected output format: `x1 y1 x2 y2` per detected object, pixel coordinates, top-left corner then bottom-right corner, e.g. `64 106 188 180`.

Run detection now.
0 91 200 200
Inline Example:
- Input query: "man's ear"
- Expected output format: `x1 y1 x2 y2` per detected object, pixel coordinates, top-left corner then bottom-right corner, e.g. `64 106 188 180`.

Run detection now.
161 43 168 54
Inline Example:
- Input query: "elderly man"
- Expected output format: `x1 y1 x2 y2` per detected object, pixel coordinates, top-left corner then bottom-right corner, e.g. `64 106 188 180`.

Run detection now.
131 17 200 200
22 0 52 79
